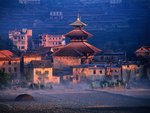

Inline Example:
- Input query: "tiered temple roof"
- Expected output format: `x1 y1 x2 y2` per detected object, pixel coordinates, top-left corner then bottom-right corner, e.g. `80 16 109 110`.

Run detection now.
53 16 101 57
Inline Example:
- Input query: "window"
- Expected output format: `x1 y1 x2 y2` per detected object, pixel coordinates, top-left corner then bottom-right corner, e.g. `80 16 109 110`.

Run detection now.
21 41 25 44
8 67 11 72
8 61 11 65
21 46 24 49
93 70 96 74
14 62 17 65
100 70 102 74
45 71 49 74
2 68 5 72
14 67 17 72
21 36 24 40
38 77 41 80
14 37 17 40
36 70 41 75
45 77 49 80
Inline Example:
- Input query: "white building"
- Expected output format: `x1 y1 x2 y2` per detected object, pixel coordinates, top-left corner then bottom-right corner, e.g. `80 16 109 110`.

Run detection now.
9 29 32 51
39 34 65 47
19 0 40 4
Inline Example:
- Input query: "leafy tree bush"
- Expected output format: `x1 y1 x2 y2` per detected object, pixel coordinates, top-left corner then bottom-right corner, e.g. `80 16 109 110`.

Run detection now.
0 70 10 88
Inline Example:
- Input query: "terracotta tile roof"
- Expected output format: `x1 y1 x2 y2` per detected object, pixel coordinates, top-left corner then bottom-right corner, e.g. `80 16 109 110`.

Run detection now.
0 50 20 61
70 18 87 27
142 46 150 51
136 46 150 53
0 57 20 61
52 41 100 57
64 28 93 39
24 52 41 58
36 47 52 54
31 60 52 68
0 50 15 58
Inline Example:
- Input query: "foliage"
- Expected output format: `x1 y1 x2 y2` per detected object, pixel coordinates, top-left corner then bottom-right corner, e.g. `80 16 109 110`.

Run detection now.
0 70 10 87
0 36 21 56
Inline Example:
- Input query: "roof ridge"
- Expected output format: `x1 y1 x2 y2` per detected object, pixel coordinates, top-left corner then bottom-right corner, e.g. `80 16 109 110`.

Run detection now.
52 43 72 56
72 48 83 56
81 29 93 37
83 42 101 53
0 50 12 59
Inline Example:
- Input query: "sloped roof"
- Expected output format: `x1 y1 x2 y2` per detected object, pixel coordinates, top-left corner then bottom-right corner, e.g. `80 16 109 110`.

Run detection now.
36 47 52 55
24 52 41 58
142 46 150 51
0 50 19 61
31 60 52 68
52 41 101 57
136 46 150 53
70 17 87 27
64 28 93 39
0 50 15 58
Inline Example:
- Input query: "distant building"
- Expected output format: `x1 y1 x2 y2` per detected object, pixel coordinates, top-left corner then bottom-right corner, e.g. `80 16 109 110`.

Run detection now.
0 50 21 79
35 46 58 60
110 0 122 4
73 63 144 83
94 51 126 64
73 64 106 83
19 0 40 4
80 0 122 4
23 52 41 65
50 11 63 20
52 16 101 69
106 65 122 81
135 46 150 58
28 60 60 84
39 34 65 47
9 29 32 51
135 46 150 79
122 64 142 81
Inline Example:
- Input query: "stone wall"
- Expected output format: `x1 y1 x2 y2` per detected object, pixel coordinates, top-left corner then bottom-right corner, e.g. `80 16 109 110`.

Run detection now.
53 56 81 69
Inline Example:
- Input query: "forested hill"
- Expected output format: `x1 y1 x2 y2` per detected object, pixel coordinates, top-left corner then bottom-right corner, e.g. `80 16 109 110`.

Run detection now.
0 0 150 56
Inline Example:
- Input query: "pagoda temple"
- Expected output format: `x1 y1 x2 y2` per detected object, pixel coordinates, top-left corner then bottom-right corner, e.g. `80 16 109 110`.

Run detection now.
52 16 101 69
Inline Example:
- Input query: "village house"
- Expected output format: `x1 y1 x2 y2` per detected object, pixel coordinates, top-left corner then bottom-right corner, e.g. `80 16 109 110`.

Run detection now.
94 51 126 64
135 46 150 79
106 65 122 82
39 34 65 47
23 52 41 65
0 50 21 80
72 63 144 83
35 47 54 60
147 66 150 80
9 28 32 51
52 16 101 69
122 64 142 81
135 46 150 57
27 60 60 85
73 64 106 83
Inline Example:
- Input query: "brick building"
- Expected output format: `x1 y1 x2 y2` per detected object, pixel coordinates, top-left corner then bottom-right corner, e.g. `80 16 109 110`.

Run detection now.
0 50 21 79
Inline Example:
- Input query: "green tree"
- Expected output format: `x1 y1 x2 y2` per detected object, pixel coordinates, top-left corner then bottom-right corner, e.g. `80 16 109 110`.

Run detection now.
0 36 21 56
0 70 10 87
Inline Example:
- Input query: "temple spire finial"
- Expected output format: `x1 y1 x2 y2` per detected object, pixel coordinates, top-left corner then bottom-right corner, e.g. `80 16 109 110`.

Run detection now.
77 13 80 21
